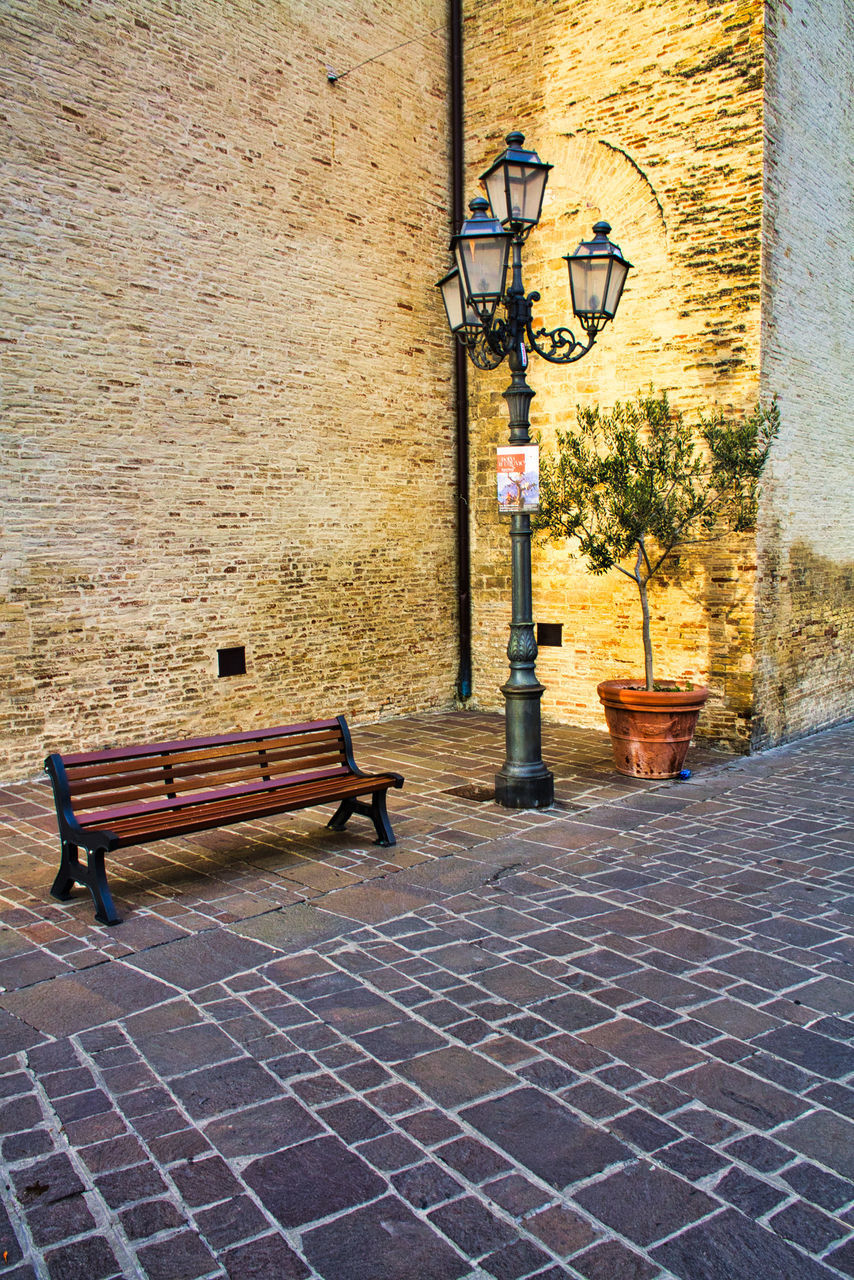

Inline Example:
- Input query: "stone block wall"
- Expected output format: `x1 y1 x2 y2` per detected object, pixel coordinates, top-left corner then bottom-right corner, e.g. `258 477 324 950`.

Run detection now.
754 0 854 745
462 0 767 749
3 0 850 782
1 0 456 779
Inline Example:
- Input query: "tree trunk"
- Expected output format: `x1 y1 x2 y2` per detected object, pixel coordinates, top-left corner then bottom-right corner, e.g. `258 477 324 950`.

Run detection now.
634 546 654 690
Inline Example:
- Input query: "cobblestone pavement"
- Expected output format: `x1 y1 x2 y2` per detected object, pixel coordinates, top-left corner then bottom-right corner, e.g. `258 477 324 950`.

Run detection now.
0 711 852 1279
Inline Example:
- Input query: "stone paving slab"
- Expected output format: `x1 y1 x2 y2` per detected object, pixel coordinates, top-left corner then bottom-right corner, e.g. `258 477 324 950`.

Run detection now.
0 711 852 1277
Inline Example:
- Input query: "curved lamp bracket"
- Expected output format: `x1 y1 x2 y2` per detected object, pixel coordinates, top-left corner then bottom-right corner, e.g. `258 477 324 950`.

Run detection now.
464 329 506 370
524 293 597 365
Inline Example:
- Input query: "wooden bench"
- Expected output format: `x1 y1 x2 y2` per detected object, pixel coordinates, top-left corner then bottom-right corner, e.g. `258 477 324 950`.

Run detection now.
44 716 404 926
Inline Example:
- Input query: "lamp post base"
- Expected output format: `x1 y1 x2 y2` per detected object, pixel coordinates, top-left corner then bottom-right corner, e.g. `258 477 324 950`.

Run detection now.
494 764 554 809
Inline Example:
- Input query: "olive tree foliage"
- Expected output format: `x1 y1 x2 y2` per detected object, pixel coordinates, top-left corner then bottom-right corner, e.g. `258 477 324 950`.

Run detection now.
532 388 779 690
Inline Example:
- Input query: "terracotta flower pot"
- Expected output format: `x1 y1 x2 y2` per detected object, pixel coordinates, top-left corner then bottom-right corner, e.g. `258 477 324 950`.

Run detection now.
597 678 710 779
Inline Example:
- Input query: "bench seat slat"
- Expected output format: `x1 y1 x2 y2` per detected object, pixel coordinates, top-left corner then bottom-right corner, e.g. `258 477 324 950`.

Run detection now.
58 718 342 766
77 764 354 828
70 750 347 810
84 773 399 845
66 735 344 791
63 727 345 786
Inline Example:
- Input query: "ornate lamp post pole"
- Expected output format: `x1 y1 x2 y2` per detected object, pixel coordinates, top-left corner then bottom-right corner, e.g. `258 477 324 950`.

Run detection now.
438 131 633 809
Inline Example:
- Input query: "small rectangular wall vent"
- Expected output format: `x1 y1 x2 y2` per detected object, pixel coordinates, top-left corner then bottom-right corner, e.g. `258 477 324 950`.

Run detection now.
217 645 246 677
537 622 563 647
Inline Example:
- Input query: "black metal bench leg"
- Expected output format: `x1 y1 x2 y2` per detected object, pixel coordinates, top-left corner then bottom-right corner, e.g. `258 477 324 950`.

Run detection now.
50 842 121 926
328 793 396 846
87 849 121 927
50 841 79 902
370 790 396 847
327 798 357 833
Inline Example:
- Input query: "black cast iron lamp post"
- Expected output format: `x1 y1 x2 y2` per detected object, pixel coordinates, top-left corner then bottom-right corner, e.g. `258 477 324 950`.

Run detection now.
438 130 633 809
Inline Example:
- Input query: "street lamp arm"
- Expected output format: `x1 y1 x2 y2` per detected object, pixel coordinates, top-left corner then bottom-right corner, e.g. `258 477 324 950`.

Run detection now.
465 329 506 370
524 293 597 365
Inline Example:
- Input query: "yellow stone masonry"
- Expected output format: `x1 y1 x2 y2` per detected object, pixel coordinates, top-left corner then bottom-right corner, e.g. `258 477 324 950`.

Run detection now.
1 0 850 781
1 0 456 779
462 0 803 752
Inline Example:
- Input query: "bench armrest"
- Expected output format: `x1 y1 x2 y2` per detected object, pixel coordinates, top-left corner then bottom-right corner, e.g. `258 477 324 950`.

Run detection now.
336 716 361 774
336 716 402 787
44 753 117 850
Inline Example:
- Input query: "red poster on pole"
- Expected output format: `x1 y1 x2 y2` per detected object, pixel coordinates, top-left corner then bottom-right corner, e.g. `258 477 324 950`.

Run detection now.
497 445 539 512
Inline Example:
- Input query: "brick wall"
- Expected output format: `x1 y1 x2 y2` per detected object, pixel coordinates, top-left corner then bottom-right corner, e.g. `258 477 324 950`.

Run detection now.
754 0 854 745
462 0 767 749
3 0 849 783
0 0 456 779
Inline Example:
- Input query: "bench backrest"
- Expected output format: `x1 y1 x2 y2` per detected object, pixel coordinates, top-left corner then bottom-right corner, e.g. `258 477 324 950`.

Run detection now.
51 718 352 818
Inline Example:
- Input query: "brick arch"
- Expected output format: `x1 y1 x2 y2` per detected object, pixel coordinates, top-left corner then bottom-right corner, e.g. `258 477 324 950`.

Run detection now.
548 132 667 246
522 130 683 404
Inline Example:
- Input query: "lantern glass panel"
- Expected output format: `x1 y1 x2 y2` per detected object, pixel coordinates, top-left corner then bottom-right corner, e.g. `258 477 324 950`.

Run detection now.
485 163 548 229
603 257 630 317
454 232 509 310
438 271 464 332
568 255 612 318
438 270 478 333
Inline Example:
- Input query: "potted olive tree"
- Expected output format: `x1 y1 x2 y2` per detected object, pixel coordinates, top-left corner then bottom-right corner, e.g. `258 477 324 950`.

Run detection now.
533 388 778 778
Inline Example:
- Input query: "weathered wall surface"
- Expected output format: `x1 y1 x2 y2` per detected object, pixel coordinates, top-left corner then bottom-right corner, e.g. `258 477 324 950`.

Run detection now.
3 0 849 782
755 0 854 745
462 0 767 750
1 0 455 779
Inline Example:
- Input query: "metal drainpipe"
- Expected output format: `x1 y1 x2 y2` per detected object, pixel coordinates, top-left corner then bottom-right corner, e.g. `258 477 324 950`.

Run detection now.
449 0 472 701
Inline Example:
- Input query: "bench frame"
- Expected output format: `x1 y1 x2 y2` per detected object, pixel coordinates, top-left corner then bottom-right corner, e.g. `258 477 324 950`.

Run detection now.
44 716 403 926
